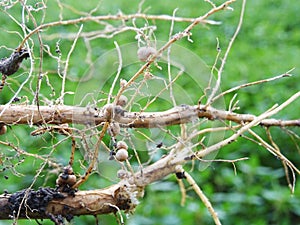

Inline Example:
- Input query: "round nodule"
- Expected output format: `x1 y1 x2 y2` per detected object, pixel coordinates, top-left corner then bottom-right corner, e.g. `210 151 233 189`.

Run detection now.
0 125 7 135
115 148 128 162
117 95 128 107
117 169 129 179
116 140 128 150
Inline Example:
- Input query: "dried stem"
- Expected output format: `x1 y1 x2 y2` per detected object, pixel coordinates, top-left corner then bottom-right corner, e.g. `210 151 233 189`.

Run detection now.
212 68 294 103
107 41 122 104
176 165 221 225
17 13 221 50
58 24 83 105
72 121 110 188
196 91 300 158
206 0 246 106
0 104 299 128
114 0 237 103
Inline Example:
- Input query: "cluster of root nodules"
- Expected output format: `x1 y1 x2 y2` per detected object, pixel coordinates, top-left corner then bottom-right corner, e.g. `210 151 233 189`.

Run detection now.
0 48 29 91
56 165 77 196
8 187 65 224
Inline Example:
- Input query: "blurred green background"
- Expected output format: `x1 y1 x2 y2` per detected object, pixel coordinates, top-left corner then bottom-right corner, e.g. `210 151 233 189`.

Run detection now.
0 0 299 224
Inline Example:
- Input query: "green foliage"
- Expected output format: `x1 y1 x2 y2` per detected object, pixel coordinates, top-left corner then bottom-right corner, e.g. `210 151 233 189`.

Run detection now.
0 0 299 224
